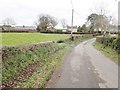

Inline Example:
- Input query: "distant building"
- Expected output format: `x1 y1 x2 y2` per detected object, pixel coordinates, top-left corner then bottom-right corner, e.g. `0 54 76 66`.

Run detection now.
0 26 2 29
0 26 2 32
109 25 118 33
67 26 78 32
1 25 15 30
14 25 36 32
15 26 36 30
1 25 37 33
47 27 55 32
62 29 68 32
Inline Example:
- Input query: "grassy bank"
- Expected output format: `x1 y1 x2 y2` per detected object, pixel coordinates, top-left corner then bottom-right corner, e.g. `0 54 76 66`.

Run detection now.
17 45 69 88
94 42 118 63
2 34 94 88
2 42 68 88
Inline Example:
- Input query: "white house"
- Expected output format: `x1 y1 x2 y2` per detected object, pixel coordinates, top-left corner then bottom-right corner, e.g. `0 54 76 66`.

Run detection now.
67 26 78 32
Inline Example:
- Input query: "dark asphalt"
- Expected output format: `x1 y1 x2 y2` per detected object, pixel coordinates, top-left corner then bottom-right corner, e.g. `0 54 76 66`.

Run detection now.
45 38 118 88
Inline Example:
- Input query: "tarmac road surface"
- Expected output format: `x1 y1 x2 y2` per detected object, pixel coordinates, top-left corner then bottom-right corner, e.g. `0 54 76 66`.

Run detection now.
45 38 118 88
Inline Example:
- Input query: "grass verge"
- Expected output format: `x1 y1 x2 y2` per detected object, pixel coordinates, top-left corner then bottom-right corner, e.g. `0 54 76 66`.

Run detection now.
16 44 69 88
94 42 118 63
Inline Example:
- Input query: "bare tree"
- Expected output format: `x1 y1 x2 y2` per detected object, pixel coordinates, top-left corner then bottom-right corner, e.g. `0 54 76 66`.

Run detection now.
90 1 109 16
87 13 109 34
89 2 115 35
89 1 118 35
61 19 67 29
110 16 118 26
37 14 58 32
2 18 16 25
108 16 118 33
49 16 58 28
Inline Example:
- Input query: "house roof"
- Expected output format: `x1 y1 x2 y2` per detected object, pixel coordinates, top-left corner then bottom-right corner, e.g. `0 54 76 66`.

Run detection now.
67 26 77 29
15 26 36 30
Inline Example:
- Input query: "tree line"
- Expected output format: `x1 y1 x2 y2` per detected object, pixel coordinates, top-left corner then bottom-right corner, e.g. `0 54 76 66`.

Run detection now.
1 1 118 34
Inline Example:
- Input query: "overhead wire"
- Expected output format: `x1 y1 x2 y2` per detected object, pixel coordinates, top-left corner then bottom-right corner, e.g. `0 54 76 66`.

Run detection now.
70 0 82 21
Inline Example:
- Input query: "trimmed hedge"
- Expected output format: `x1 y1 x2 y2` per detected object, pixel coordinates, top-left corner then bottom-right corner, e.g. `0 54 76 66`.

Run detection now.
40 31 94 34
2 41 54 61
96 36 120 52
56 36 81 43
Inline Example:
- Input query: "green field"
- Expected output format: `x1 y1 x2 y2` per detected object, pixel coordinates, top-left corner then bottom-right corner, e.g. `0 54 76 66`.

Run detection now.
2 33 70 46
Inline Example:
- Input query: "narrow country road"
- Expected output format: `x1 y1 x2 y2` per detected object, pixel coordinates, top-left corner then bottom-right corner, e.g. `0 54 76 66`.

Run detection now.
45 38 118 88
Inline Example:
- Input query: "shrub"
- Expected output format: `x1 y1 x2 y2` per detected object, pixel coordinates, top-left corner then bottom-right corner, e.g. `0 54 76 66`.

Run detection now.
56 29 63 32
57 40 64 43
96 36 119 51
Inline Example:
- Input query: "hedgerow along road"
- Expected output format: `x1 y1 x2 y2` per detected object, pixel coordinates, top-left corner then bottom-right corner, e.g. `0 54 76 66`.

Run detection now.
45 38 118 88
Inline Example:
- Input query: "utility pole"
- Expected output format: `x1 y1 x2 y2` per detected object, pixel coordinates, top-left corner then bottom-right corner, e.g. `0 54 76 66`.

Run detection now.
71 0 74 36
71 9 74 36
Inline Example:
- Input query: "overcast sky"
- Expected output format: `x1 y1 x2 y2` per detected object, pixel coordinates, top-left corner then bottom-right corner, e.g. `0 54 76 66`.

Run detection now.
0 0 118 28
